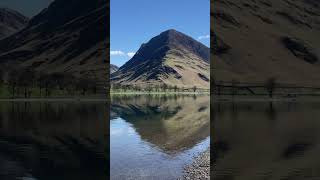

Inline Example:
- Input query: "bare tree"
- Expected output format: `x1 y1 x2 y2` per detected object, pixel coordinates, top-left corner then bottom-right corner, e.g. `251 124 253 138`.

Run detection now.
174 85 178 92
265 77 276 98
162 84 168 92
8 69 19 98
19 69 35 98
77 78 90 96
231 79 239 98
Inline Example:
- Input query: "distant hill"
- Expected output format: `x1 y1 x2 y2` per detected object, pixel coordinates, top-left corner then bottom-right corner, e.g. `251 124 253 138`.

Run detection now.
0 8 28 39
110 64 119 74
111 29 210 89
212 0 320 86
0 0 108 87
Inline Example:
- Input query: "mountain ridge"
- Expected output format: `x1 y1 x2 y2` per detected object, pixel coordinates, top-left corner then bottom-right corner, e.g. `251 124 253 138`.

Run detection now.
110 64 119 74
0 8 29 39
0 0 108 86
112 29 210 89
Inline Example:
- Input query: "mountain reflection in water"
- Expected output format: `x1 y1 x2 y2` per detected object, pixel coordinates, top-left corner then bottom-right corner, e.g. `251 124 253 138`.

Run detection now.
213 101 320 179
110 95 210 180
0 102 108 180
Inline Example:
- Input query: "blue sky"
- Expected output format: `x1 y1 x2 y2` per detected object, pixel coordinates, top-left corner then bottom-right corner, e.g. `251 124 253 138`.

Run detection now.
111 0 210 67
0 0 53 17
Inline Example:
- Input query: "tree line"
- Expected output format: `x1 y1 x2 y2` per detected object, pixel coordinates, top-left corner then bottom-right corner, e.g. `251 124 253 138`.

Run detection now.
111 83 201 93
0 67 99 98
212 77 279 98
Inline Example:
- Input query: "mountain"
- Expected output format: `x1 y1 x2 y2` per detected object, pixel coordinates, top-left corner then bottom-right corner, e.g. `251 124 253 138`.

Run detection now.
212 0 320 86
111 29 210 89
0 0 108 86
110 64 119 74
0 8 28 39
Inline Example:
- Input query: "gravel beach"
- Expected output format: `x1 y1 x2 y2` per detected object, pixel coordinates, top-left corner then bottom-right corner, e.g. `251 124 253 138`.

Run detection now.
179 148 210 180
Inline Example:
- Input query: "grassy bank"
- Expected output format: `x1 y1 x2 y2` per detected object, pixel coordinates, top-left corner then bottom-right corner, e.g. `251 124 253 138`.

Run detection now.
110 91 210 95
110 88 210 95
0 84 104 99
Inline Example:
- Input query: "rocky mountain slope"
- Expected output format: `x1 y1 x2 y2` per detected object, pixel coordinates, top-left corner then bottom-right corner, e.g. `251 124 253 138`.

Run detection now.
111 29 210 89
110 64 119 74
0 8 28 39
0 0 108 86
212 0 320 86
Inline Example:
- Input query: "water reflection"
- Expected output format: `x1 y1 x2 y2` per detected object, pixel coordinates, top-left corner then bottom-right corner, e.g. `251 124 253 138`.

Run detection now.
0 102 108 180
111 95 210 179
213 101 320 179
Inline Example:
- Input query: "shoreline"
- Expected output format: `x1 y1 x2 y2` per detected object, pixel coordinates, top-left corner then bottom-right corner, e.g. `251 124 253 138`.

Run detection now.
179 148 210 180
213 95 320 102
110 92 210 95
0 98 108 102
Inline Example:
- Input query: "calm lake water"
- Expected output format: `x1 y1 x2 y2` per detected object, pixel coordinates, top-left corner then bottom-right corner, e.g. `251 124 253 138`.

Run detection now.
213 100 320 179
110 95 210 180
0 101 108 180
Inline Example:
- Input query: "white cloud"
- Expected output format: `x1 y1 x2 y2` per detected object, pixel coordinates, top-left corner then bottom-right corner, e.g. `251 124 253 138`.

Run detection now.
127 52 136 58
110 50 125 56
198 35 210 40
111 50 136 58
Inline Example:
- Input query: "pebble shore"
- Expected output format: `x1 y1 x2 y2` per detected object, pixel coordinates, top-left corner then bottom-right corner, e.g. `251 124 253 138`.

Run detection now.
179 148 210 180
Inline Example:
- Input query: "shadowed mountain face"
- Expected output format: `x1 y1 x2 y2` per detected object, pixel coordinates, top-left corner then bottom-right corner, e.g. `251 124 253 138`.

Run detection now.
212 0 320 86
110 64 119 74
111 29 210 89
0 0 108 84
0 8 28 39
111 95 210 154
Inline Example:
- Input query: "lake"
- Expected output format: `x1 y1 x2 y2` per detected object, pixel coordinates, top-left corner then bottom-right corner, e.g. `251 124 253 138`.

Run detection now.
0 101 108 180
110 95 210 180
213 100 320 179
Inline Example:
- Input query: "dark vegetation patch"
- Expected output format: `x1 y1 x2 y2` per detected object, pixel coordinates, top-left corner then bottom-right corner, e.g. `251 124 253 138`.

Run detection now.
175 65 184 70
213 33 231 55
253 14 273 24
198 106 208 112
170 50 184 58
284 0 303 10
281 37 318 64
242 2 260 12
197 65 206 70
212 11 241 27
146 66 182 81
259 0 272 7
276 11 312 28
198 73 209 82
215 0 243 9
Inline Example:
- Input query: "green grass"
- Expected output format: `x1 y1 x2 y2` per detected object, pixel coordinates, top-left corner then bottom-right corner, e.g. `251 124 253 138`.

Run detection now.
0 84 98 99
110 90 210 96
